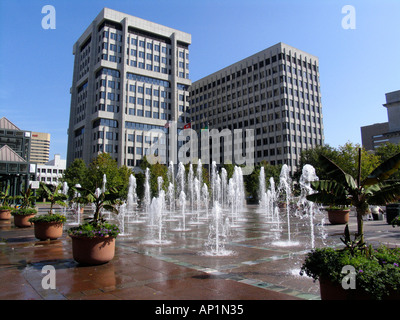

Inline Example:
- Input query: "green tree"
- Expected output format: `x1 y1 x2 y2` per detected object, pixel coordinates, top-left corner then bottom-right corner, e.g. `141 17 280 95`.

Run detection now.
62 159 88 196
335 142 380 181
295 144 339 181
86 153 125 192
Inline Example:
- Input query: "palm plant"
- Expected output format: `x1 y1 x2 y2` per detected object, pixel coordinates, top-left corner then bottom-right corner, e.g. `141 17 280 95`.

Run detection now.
40 183 68 214
73 186 120 226
0 185 13 209
307 149 400 244
16 187 37 209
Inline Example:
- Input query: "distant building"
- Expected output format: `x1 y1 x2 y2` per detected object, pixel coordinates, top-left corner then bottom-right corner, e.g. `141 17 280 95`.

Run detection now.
383 90 400 145
37 154 66 185
30 132 51 164
361 122 389 151
0 117 36 196
361 90 400 150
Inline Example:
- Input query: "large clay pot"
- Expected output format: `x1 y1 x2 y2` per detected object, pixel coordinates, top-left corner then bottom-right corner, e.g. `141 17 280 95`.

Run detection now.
0 209 11 220
327 209 350 225
319 277 400 300
70 235 116 265
33 221 64 240
14 214 36 228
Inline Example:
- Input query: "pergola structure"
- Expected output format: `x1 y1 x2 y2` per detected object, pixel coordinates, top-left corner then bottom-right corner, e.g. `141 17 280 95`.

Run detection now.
0 117 36 198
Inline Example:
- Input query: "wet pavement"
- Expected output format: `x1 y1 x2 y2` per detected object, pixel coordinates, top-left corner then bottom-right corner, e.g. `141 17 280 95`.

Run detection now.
0 205 399 301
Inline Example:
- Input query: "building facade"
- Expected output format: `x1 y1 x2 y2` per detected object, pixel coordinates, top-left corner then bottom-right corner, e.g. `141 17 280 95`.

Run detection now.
67 8 191 169
361 90 400 151
383 90 400 145
36 154 66 185
361 122 389 151
189 43 324 173
30 132 50 164
0 117 36 197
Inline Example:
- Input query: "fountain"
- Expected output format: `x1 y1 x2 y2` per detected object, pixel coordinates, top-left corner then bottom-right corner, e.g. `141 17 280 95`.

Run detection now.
202 201 234 256
127 174 137 212
102 174 107 194
259 167 268 209
171 190 191 232
176 162 186 199
143 168 151 222
227 166 245 226
142 190 172 245
111 159 328 255
117 202 128 236
297 164 327 248
201 183 209 219
272 164 299 247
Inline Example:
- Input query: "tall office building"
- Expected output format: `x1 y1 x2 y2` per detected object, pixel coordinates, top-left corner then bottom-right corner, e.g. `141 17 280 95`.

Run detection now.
67 8 191 168
190 43 324 173
30 132 51 164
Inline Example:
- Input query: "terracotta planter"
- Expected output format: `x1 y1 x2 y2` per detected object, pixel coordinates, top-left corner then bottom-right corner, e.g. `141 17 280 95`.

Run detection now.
33 221 64 240
70 235 116 265
327 209 350 225
0 209 11 220
319 277 400 300
319 278 371 300
14 214 36 228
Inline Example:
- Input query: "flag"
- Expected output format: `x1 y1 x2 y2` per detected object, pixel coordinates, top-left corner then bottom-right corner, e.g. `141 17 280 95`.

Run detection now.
184 122 191 129
164 122 170 128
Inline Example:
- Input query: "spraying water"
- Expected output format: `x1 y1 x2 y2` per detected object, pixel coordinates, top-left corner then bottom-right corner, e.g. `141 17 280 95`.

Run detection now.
202 202 234 256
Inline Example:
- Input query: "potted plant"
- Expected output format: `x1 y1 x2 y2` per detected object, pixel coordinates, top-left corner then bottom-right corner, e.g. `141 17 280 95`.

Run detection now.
0 186 13 220
29 183 67 240
326 205 351 225
301 150 400 299
68 186 120 265
11 187 38 228
300 226 400 300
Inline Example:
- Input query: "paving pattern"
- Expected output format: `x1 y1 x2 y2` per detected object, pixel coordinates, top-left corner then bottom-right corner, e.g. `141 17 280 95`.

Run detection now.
0 205 399 300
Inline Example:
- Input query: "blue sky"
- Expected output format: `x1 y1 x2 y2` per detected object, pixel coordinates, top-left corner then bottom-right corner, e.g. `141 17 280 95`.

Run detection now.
0 0 399 160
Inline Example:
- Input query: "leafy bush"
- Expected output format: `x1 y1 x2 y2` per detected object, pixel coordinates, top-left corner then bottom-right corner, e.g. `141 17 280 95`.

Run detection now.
68 222 120 238
11 208 37 216
300 246 400 300
29 214 66 223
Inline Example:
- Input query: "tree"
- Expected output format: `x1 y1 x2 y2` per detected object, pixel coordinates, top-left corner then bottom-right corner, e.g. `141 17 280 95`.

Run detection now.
85 153 132 197
307 149 400 244
295 144 338 181
335 142 380 182
62 159 88 196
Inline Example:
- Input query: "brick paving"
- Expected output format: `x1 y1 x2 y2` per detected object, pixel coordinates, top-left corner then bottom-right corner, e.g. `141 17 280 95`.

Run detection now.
0 205 399 301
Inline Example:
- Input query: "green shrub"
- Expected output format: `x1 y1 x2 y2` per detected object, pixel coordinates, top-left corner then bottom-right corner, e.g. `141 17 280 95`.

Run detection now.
68 222 120 238
11 208 37 216
29 214 66 223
